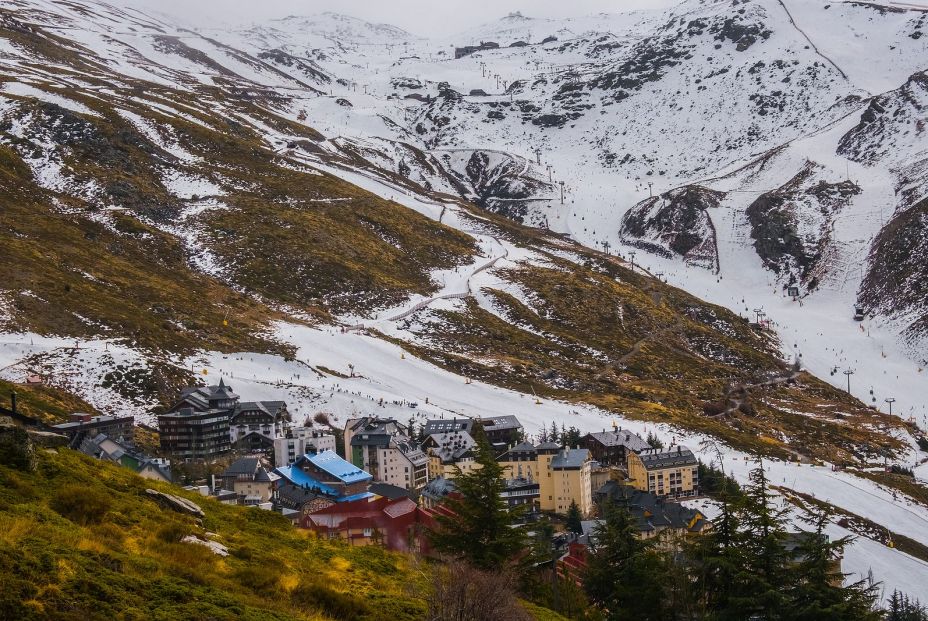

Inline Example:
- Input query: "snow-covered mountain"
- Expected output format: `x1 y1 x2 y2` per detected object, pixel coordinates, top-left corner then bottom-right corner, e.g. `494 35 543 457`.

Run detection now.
1 0 928 601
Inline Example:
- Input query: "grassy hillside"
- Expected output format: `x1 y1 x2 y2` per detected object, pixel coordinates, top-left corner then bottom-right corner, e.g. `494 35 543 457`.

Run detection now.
0 378 99 423
0 13 477 354
0 448 431 620
392 209 911 465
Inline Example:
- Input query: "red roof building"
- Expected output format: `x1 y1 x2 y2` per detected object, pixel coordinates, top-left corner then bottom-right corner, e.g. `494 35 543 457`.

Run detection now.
300 494 430 553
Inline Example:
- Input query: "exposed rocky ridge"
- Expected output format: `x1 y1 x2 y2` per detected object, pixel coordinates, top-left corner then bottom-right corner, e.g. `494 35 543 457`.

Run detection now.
620 186 724 270
747 163 862 289
860 196 928 361
839 70 928 166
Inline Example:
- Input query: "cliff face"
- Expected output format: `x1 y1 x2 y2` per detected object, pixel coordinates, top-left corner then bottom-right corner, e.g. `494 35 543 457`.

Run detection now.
859 196 928 359
746 164 861 290
621 186 724 271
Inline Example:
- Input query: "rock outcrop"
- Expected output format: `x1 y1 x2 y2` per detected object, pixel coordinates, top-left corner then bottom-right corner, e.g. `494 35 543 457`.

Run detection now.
144 488 206 518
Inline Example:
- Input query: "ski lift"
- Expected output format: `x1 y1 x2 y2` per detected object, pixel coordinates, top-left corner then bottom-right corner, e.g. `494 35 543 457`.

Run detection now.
853 306 866 321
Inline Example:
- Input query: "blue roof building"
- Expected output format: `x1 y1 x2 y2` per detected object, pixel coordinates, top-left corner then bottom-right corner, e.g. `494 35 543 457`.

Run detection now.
274 450 373 502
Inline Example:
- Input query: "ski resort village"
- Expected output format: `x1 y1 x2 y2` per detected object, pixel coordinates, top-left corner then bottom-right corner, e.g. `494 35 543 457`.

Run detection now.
1 0 927 618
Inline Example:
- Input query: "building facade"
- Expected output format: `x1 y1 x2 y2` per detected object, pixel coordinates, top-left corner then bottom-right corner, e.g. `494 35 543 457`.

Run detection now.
498 442 593 516
580 428 648 468
230 401 290 453
52 413 135 447
161 379 290 459
626 446 699 498
422 429 478 479
479 415 523 452
273 427 337 468
346 417 428 492
158 407 231 459
219 457 277 504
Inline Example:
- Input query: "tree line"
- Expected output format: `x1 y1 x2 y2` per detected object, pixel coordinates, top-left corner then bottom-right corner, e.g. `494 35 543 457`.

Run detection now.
425 432 914 620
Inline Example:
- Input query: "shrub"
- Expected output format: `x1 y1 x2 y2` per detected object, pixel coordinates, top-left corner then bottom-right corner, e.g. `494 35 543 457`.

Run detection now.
234 565 282 595
50 484 111 525
427 561 530 621
156 521 192 543
291 582 370 620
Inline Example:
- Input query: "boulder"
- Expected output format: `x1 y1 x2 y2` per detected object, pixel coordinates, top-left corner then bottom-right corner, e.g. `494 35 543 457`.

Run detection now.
27 429 69 449
144 488 205 518
181 535 229 556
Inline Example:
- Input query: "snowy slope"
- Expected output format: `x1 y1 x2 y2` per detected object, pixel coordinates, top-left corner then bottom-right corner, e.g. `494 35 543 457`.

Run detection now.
1 0 927 600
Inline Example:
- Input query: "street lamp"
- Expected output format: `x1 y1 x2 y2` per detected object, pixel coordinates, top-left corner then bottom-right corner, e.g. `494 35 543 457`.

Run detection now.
843 369 854 394
885 397 896 416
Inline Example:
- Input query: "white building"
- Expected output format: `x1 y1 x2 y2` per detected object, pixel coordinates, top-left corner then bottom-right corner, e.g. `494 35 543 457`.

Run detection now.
273 427 337 468
345 417 428 492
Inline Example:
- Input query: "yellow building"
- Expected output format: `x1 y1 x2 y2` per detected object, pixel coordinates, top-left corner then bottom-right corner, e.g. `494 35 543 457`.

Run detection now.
626 445 698 498
498 442 593 516
422 429 481 479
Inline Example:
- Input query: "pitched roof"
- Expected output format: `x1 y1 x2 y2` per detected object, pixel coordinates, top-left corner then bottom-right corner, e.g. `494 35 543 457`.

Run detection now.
636 446 697 470
222 457 260 477
426 430 475 463
233 401 287 417
276 481 322 508
595 483 708 533
306 450 371 485
382 497 417 518
585 429 649 451
551 448 590 469
370 482 415 501
276 464 339 497
424 418 474 435
480 415 522 431
421 476 456 500
350 418 407 447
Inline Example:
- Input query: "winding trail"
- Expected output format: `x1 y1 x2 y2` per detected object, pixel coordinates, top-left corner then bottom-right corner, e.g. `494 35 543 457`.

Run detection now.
348 235 509 329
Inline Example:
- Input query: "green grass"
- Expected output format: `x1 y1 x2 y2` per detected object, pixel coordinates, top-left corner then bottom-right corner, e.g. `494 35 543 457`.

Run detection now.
0 379 99 424
0 448 566 620
0 449 428 620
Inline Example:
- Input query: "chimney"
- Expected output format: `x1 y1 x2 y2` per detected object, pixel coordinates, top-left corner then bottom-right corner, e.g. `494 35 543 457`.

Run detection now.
10 390 16 414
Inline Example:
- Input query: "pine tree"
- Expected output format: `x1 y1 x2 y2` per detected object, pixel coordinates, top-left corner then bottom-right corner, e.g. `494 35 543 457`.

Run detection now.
719 463 793 620
688 472 742 614
565 500 583 535
583 501 669 620
427 431 526 570
781 506 881 621
887 590 928 621
646 431 664 450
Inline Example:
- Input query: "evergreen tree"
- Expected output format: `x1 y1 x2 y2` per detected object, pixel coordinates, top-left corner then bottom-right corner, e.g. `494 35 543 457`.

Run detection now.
720 463 793 620
887 590 928 621
646 431 664 450
782 507 881 621
565 500 583 535
427 431 525 570
583 501 669 620
688 469 742 615
538 422 549 444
